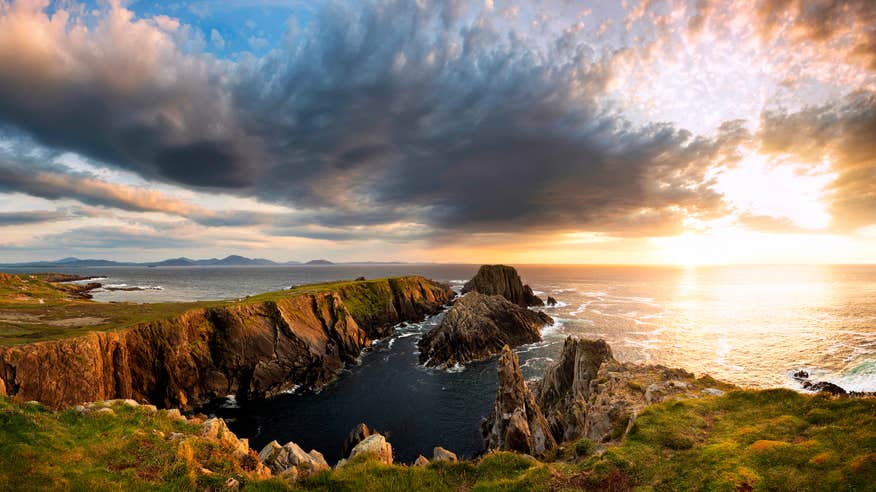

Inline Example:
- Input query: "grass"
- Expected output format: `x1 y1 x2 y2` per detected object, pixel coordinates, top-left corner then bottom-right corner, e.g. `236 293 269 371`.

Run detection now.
4 389 871 491
0 273 427 346
0 397 267 491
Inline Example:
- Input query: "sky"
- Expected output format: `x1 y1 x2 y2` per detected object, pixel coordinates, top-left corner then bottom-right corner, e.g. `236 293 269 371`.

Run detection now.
0 0 874 264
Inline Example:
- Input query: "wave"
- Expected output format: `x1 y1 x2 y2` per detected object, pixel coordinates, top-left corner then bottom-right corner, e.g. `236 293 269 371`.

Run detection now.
541 300 568 309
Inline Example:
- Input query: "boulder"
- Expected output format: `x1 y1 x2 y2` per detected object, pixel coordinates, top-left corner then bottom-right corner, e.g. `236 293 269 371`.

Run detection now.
418 292 552 368
803 381 847 396
259 440 329 476
483 346 557 456
413 455 430 467
348 434 393 465
201 418 250 457
546 296 557 306
432 446 458 463
341 422 376 458
462 265 543 307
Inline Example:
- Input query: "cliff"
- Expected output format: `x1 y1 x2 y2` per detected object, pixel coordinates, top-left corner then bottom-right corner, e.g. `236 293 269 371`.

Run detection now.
0 276 452 409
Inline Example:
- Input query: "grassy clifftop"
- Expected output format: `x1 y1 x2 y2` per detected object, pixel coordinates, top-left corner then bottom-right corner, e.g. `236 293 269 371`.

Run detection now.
0 274 440 346
1 389 872 491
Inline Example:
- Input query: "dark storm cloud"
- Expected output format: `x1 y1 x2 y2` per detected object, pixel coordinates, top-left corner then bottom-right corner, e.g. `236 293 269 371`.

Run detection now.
0 210 70 226
757 91 876 230
0 0 744 239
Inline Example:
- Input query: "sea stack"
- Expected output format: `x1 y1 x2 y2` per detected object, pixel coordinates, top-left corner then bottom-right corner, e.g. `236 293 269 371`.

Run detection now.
418 292 552 368
462 265 544 307
483 345 557 455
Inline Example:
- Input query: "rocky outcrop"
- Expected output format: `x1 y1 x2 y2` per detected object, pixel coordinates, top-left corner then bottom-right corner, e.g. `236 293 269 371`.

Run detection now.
0 277 452 409
347 434 393 465
462 265 543 307
432 446 458 463
546 296 557 306
341 422 377 458
483 346 557 456
535 337 736 443
259 440 329 477
418 292 552 368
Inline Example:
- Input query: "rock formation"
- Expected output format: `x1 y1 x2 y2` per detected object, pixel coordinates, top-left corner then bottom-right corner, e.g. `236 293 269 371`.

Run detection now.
535 336 736 443
259 440 329 477
418 292 552 367
0 277 452 409
341 422 377 458
347 434 393 465
483 345 557 456
462 265 543 307
432 446 458 463
546 296 557 306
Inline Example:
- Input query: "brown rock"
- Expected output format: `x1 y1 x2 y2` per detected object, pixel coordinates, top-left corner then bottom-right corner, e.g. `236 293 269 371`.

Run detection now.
413 455 430 467
419 292 552 368
546 296 557 306
0 277 452 409
483 346 557 456
432 446 458 463
348 434 393 465
462 265 543 307
341 422 375 458
259 440 329 476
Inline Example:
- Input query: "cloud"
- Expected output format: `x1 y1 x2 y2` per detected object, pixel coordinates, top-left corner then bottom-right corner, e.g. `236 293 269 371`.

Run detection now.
0 0 865 246
0 209 70 226
210 28 225 49
757 91 876 230
0 160 200 215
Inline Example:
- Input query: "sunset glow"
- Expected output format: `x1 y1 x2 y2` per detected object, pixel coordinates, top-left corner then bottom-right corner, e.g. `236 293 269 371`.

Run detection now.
0 0 873 264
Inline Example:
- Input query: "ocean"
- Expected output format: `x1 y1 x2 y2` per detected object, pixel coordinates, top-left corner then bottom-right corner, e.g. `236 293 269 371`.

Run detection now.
13 263 876 463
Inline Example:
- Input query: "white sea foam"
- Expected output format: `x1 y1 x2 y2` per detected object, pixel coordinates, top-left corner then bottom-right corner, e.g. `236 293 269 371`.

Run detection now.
541 300 568 309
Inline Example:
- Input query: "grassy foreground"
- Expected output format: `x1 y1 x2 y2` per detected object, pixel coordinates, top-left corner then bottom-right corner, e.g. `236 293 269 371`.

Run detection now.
1 389 872 491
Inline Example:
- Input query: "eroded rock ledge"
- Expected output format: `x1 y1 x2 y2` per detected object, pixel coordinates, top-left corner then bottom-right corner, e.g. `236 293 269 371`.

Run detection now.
484 337 737 451
418 292 552 368
0 276 452 409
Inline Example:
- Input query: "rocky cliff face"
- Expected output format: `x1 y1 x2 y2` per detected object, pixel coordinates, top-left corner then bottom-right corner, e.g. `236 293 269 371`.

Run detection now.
418 292 552 367
462 265 543 307
535 336 736 443
0 277 452 409
483 345 557 456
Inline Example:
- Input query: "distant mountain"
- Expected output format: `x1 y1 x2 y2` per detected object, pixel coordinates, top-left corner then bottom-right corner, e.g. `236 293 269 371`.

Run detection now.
305 259 334 265
0 255 280 268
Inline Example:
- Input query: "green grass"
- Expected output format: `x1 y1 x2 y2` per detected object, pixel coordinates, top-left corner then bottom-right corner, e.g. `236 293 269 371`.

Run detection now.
0 398 266 491
0 390 873 491
0 274 427 346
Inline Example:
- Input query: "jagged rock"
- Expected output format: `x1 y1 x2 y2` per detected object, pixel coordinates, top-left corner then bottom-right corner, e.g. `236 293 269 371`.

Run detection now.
259 440 329 476
793 370 809 380
462 265 544 307
224 477 240 490
483 346 557 456
432 446 458 463
165 409 185 421
0 277 452 410
341 422 376 458
803 381 847 396
535 337 736 443
348 434 393 465
355 276 366 281
419 292 552 367
546 296 557 306
201 418 250 457
413 455 429 467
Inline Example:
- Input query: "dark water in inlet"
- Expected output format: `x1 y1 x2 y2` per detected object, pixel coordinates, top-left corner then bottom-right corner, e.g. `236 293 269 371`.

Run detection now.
10 264 876 463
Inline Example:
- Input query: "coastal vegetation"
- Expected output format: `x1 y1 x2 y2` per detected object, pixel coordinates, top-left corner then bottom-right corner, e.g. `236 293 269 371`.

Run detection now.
0 389 872 491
